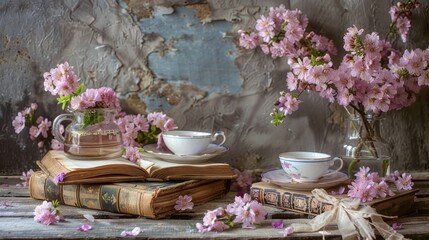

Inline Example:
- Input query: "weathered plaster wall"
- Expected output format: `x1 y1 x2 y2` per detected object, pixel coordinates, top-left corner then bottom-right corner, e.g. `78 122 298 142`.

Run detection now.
1 0 429 176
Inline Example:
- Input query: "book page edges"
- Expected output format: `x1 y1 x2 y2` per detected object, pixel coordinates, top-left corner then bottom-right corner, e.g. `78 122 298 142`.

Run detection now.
40 151 150 183
150 164 236 180
40 151 235 182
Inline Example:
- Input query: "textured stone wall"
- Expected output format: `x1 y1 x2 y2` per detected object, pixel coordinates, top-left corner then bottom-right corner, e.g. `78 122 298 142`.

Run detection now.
1 0 428 176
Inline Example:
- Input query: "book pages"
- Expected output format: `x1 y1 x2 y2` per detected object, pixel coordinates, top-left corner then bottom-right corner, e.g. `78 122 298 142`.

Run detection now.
59 157 139 170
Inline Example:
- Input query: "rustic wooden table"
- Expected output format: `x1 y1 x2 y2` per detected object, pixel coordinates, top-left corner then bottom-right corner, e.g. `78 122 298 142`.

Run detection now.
1 176 429 239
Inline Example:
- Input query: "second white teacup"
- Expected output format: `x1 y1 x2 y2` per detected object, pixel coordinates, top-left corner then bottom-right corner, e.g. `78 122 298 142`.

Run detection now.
279 152 343 183
162 130 226 155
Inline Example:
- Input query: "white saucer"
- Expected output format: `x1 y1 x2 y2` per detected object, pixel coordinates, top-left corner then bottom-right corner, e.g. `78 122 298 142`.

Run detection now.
142 144 229 163
261 169 349 191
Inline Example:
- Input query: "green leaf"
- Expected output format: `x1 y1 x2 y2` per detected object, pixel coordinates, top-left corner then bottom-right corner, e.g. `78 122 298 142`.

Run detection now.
271 112 285 126
52 199 60 208
75 83 85 95
136 131 145 143
150 125 157 133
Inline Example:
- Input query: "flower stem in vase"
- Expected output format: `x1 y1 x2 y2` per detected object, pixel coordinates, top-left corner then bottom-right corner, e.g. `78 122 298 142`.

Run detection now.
340 106 390 178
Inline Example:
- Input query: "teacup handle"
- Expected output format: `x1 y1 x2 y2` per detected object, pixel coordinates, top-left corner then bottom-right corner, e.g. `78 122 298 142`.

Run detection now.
322 157 344 178
211 131 226 146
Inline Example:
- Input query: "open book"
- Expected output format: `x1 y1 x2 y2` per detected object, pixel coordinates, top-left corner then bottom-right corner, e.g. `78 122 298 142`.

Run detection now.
37 150 236 184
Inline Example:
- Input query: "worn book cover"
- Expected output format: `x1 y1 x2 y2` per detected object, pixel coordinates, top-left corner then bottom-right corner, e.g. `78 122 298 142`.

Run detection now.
250 181 418 217
37 150 236 184
29 171 230 219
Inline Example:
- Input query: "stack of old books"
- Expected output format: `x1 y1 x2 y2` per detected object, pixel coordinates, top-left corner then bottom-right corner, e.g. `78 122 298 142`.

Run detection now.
29 151 236 219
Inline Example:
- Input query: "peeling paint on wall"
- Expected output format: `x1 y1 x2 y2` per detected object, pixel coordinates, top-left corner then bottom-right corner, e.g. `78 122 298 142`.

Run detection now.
126 5 242 110
1 0 429 175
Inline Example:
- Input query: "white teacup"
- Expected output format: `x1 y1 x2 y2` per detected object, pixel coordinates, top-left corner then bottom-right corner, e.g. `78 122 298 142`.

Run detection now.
279 152 343 183
162 130 226 155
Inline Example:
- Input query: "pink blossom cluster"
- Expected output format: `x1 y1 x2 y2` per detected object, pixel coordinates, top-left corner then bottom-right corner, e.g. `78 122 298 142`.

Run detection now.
334 26 429 114
238 5 336 60
389 0 420 42
196 193 267 232
12 103 64 150
43 62 80 96
43 62 121 112
70 87 120 111
230 169 253 196
347 167 413 202
33 200 62 225
115 112 177 148
239 2 427 124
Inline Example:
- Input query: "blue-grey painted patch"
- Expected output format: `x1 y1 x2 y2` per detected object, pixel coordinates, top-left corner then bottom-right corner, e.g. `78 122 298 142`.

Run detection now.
139 92 172 111
137 6 241 94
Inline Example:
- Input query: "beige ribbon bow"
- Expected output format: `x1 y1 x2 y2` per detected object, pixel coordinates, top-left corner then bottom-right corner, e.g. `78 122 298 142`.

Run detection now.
290 188 409 240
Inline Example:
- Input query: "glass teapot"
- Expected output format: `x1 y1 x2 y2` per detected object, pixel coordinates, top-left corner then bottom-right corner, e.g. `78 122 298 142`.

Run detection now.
52 108 122 159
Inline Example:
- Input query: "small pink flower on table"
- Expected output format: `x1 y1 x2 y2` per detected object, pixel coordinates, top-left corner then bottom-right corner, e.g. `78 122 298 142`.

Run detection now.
33 200 61 225
174 195 194 211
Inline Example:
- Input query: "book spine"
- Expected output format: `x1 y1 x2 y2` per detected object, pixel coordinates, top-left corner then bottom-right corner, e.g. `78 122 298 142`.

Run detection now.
29 172 155 217
250 185 330 215
250 183 417 217
29 172 229 219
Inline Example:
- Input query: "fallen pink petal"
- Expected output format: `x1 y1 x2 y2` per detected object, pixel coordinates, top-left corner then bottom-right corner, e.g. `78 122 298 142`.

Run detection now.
77 224 93 232
331 186 345 195
53 172 66 183
392 223 403 230
120 227 141 237
271 219 284 229
0 201 13 208
280 226 294 237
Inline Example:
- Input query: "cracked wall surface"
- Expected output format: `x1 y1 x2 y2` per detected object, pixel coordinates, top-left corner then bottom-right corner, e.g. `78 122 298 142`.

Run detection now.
1 0 429 175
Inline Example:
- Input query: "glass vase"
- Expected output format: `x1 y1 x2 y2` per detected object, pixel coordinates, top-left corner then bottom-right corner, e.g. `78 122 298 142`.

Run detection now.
338 114 390 178
52 108 122 159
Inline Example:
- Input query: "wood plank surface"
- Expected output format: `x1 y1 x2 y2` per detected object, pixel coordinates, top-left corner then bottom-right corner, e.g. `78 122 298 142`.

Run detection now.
1 177 429 239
